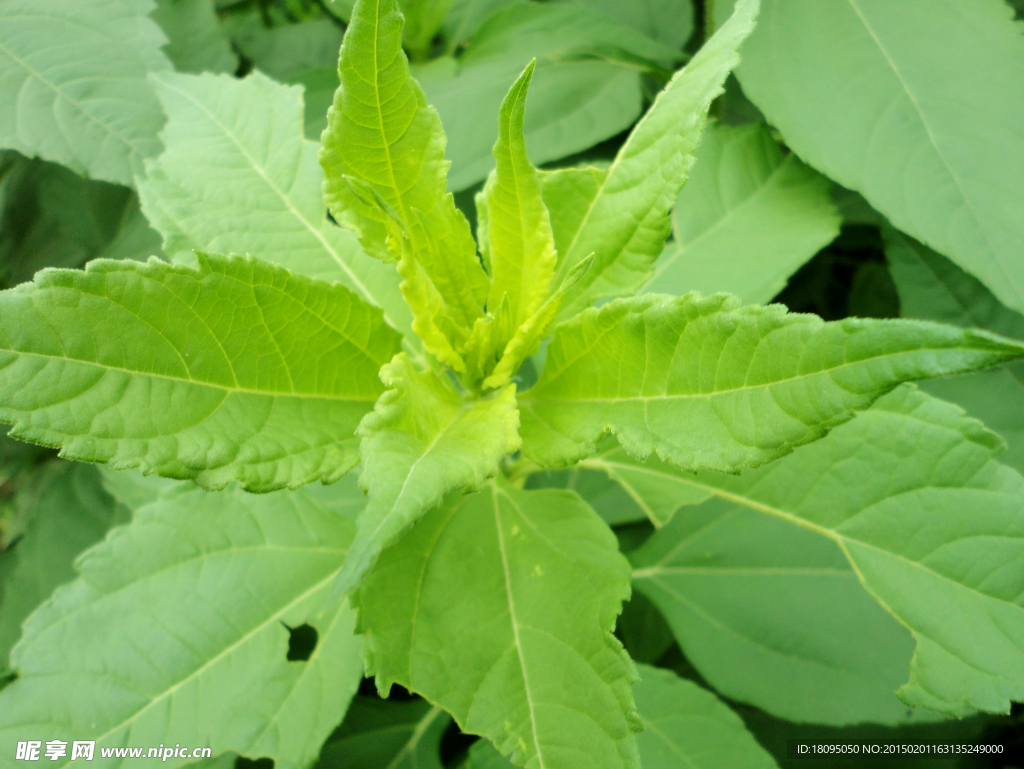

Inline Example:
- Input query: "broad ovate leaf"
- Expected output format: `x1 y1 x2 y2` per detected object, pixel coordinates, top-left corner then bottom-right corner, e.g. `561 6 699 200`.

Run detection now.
646 122 840 304
335 354 520 598
0 463 128 671
546 0 760 319
0 480 366 769
0 253 401 491
727 0 1024 314
0 0 171 186
136 71 417 353
633 385 1024 716
320 0 488 356
887 229 1024 473
356 482 640 769
519 293 1024 470
631 494 934 725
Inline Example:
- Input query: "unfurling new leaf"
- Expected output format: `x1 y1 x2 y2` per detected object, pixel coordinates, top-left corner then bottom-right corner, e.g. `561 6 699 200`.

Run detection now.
320 0 488 371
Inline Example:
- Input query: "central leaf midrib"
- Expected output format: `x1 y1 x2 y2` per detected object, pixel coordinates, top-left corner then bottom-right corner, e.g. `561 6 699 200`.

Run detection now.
526 341 1006 404
491 484 547 769
0 349 380 402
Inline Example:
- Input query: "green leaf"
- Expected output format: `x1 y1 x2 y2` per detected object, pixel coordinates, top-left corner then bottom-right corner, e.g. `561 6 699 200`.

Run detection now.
400 0 456 58
630 495 932 725
578 441 718 528
225 14 343 82
525 462 648 527
316 697 449 769
441 0 520 52
137 71 418 353
466 663 778 769
0 0 171 187
153 0 238 74
645 122 840 304
356 481 640 769
725 0 1024 315
519 292 1024 471
628 385 1024 716
320 0 488 365
558 0 695 51
466 61 561 387
887 229 1024 473
544 0 759 320
422 2 679 191
336 353 520 598
0 153 162 289
0 253 401 491
632 664 778 769
0 480 366 769
483 61 556 344
0 463 128 672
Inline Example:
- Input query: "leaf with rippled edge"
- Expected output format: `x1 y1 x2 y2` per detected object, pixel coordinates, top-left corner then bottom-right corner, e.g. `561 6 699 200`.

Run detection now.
0 480 366 769
136 71 417 358
519 292 1024 471
0 253 401 491
0 0 170 187
355 481 640 769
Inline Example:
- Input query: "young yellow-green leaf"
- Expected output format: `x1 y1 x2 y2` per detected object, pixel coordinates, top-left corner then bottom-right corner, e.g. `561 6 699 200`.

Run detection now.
0 253 401 491
320 0 488 340
636 385 1024 717
466 663 778 769
335 354 520 598
645 122 840 304
519 293 1024 470
0 463 128 672
0 0 171 187
727 0 1024 315
136 71 417 355
315 697 449 769
887 229 1024 473
482 254 594 390
546 0 760 320
356 482 640 769
0 480 366 769
483 61 557 350
630 494 936 725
